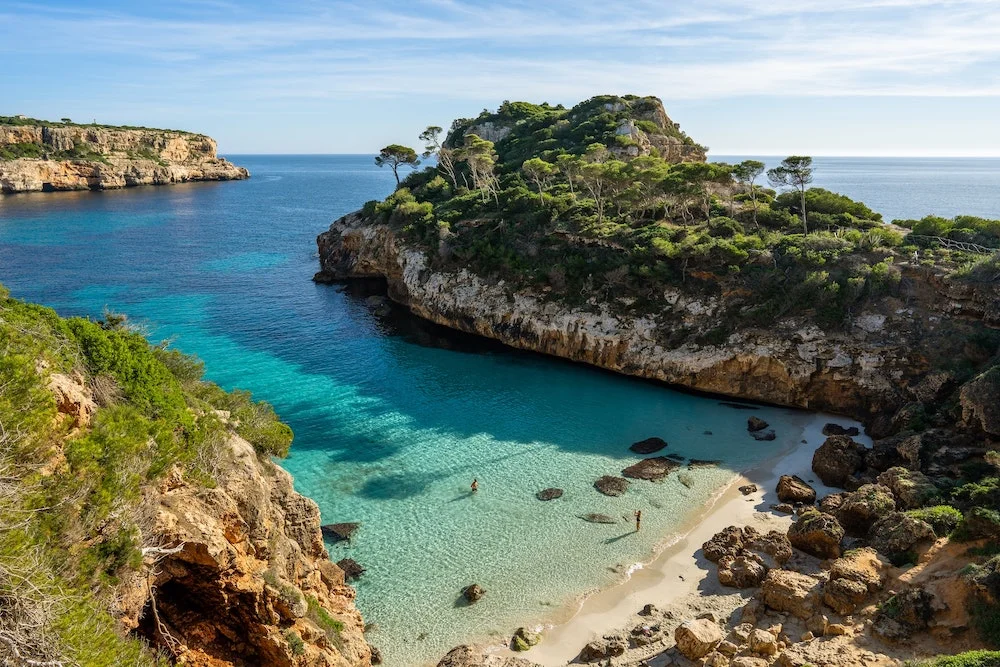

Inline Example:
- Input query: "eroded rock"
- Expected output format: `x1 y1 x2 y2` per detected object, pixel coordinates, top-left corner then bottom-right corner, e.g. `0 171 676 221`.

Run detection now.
776 475 817 504
621 456 680 481
674 618 723 660
788 509 844 559
812 436 866 487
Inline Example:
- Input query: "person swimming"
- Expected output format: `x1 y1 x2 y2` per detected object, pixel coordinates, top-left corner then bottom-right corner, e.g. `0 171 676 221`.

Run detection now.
471 479 478 493
634 509 642 532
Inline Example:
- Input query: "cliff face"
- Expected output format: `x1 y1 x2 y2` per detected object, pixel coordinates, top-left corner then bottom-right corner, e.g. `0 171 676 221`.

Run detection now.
0 123 248 193
125 432 372 667
317 215 999 422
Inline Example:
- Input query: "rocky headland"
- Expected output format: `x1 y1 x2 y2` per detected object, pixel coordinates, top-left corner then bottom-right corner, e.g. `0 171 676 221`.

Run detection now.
314 94 1000 665
0 118 248 193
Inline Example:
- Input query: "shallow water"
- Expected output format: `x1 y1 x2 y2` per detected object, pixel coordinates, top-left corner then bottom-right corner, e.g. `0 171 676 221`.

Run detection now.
0 155 991 664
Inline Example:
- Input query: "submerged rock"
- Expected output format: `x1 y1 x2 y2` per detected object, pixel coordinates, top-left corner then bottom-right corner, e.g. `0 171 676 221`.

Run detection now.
580 513 617 524
461 584 486 604
748 416 770 432
594 475 630 496
630 436 668 454
336 558 366 581
688 458 722 468
622 456 680 481
751 429 777 441
535 487 563 501
321 522 360 542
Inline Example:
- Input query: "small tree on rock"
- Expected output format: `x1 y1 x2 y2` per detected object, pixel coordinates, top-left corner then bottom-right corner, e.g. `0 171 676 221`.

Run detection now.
522 157 557 202
733 159 765 229
375 144 420 185
768 156 813 233
419 126 458 189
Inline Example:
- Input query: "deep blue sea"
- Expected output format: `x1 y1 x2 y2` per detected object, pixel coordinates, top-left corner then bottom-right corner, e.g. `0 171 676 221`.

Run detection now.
0 155 996 664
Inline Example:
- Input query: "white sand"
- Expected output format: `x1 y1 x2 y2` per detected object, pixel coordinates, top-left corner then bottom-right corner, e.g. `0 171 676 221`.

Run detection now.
495 412 870 666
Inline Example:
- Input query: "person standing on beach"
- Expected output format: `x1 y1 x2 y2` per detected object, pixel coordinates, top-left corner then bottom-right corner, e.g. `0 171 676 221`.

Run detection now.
634 509 642 532
471 479 478 493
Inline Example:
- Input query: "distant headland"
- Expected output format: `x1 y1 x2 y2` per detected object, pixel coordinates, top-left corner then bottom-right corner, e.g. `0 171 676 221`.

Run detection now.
0 115 248 194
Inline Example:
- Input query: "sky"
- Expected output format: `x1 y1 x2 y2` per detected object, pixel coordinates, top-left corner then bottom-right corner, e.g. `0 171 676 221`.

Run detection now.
3 0 1000 156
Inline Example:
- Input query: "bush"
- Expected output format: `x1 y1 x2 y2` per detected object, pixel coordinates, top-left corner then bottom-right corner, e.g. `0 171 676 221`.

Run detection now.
912 651 1000 667
906 506 963 536
955 507 1000 541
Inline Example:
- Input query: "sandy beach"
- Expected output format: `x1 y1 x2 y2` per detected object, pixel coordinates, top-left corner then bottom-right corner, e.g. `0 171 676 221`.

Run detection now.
491 411 870 666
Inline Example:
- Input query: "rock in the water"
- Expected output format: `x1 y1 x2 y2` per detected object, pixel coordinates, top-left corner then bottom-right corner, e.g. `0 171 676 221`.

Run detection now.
747 416 770 432
674 618 723 660
812 435 866 487
761 569 823 619
630 437 667 454
787 508 844 559
321 522 360 542
336 558 365 581
876 467 938 510
511 627 540 651
536 488 563 501
580 513 617 524
776 475 816 504
739 483 758 495
868 512 935 561
822 423 860 437
461 584 486 604
751 429 777 441
594 475 630 496
688 458 722 468
835 483 896 536
621 456 680 481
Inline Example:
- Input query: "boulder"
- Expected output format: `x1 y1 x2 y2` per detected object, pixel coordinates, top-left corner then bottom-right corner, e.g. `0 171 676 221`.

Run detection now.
822 423 860 437
630 437 667 454
828 547 886 593
718 553 768 588
776 475 816 504
578 636 627 662
703 526 791 569
739 484 758 495
751 429 777 441
336 558 365 582
873 588 936 641
876 467 937 509
535 488 563 501
731 659 768 667
511 627 540 652
703 525 749 563
621 456 680 481
748 628 778 656
321 522 360 542
594 475 629 496
812 436 866 487
639 603 659 616
461 584 485 604
747 530 794 568
674 618 723 660
834 484 896 536
822 577 870 615
748 416 770 432
761 569 822 619
869 512 935 561
787 509 844 559
818 493 846 514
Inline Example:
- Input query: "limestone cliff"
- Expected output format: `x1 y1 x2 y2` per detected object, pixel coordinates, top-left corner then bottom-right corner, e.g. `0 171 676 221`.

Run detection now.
0 122 248 193
316 215 999 422
124 433 372 667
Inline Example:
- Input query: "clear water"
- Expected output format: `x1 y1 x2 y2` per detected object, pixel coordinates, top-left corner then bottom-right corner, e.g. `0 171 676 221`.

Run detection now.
0 155 995 664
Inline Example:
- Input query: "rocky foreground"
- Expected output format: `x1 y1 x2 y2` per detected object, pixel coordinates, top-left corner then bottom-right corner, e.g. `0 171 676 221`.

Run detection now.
0 121 248 193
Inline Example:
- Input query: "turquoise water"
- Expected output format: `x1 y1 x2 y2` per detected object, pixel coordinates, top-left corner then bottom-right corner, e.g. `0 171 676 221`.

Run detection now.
1 155 993 664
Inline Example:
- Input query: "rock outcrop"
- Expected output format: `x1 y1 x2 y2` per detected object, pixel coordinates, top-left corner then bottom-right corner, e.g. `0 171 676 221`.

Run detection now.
316 217 1000 420
128 434 371 666
0 122 248 193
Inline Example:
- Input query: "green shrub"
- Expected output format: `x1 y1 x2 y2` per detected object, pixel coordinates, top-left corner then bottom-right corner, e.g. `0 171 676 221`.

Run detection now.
911 651 1000 667
955 507 1000 541
906 505 963 536
284 630 306 656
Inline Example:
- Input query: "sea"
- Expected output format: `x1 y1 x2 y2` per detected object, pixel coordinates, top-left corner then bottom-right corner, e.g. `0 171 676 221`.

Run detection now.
0 155 997 665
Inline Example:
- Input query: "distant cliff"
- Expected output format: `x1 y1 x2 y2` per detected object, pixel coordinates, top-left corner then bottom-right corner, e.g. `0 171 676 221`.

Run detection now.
0 119 248 193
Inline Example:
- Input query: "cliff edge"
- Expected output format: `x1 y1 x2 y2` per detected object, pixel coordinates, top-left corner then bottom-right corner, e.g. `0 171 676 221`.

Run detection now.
0 119 248 193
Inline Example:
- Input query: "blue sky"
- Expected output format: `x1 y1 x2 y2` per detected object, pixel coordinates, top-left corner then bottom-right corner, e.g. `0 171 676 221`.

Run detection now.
3 0 1000 156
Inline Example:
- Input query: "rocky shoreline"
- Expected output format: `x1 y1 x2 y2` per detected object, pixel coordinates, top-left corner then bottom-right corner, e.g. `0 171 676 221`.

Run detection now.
0 123 248 193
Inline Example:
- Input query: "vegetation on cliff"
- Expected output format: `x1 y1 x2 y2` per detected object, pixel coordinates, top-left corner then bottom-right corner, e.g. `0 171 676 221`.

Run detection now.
358 95 999 333
0 286 293 665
